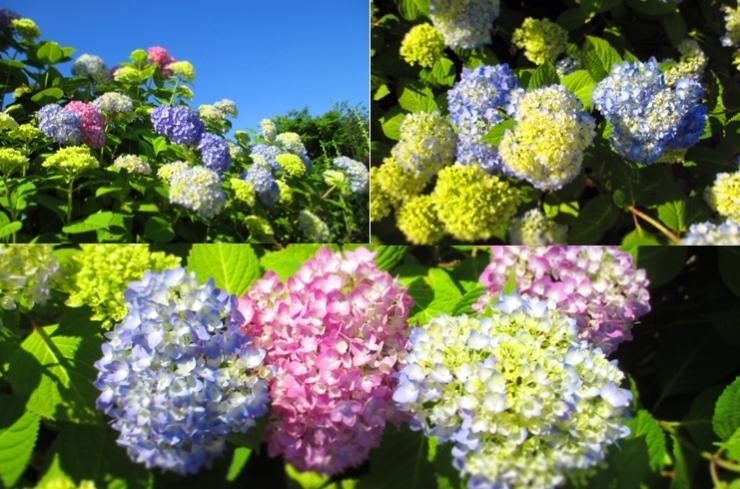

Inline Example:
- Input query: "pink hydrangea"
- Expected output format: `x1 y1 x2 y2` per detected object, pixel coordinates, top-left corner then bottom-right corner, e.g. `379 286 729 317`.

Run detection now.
147 46 172 64
238 247 414 475
473 246 651 354
64 101 106 148
161 57 177 78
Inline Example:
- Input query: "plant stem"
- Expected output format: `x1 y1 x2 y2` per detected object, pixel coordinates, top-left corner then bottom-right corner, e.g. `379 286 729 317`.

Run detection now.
3 174 17 243
629 206 682 244
702 450 740 472
66 179 74 224
321 185 336 200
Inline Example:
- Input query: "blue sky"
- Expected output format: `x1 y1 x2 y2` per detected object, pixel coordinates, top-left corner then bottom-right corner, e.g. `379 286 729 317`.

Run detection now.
3 0 368 133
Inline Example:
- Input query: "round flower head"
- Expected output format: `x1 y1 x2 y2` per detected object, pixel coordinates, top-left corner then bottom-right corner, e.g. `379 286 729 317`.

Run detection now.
37 104 83 145
228 141 244 160
276 180 293 205
42 146 99 178
260 119 277 141
0 245 59 310
275 153 306 177
113 66 142 85
333 156 369 194
499 85 595 191
244 164 280 207
474 246 651 353
665 39 707 84
167 61 195 82
92 93 134 116
72 54 112 84
397 194 446 245
447 64 518 173
430 0 500 49
392 110 456 176
157 161 190 182
0 113 18 132
276 132 308 157
432 164 519 241
244 215 275 242
0 147 29 177
113 155 152 175
10 18 40 39
511 17 568 66
169 166 226 218
238 247 414 474
297 210 330 242
705 170 740 223
93 268 271 474
250 143 285 172
66 245 181 326
370 167 394 222
324 169 349 189
64 101 106 149
8 123 42 143
199 105 222 122
394 294 632 489
198 133 232 174
147 46 172 65
400 23 446 68
723 5 740 66
214 99 238 118
682 218 740 245
230 178 257 207
151 105 205 146
508 208 568 245
374 156 430 204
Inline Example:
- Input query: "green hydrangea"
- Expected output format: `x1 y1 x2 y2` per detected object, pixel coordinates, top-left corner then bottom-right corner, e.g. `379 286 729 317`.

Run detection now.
297 210 330 242
157 161 190 182
275 153 306 176
392 110 456 176
198 104 222 122
113 66 142 85
511 17 568 66
0 113 19 132
276 180 293 205
42 147 99 178
167 61 196 82
8 123 43 143
396 195 446 245
245 215 276 242
323 169 349 190
400 23 446 68
0 147 29 177
177 85 195 100
375 156 430 204
66 245 181 327
432 164 519 241
665 39 707 84
231 178 257 207
11 18 41 39
705 170 740 223
508 208 568 245
0 245 60 310
370 167 394 222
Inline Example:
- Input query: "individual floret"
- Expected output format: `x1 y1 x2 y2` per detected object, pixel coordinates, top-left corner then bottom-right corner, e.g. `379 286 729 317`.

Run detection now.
243 165 280 206
169 166 226 218
332 156 369 194
198 133 232 174
72 55 112 84
430 0 500 49
400 23 446 68
392 110 456 176
297 210 331 242
0 245 60 310
681 218 740 245
151 105 205 146
508 208 568 245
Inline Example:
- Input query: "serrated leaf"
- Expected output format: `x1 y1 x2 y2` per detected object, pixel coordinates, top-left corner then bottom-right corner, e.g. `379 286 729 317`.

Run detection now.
629 410 668 471
398 81 437 113
528 61 559 89
408 268 462 323
30 87 65 104
226 447 252 482
451 285 486 316
670 436 697 489
144 215 175 243
713 376 740 441
380 107 407 141
432 57 456 86
569 196 618 244
716 427 740 461
561 70 596 109
557 8 589 31
657 198 687 232
719 248 740 300
583 36 622 82
684 386 725 453
375 246 409 271
259 245 324 281
357 425 435 489
480 120 517 147
37 42 64 64
620 228 661 248
187 244 261 296
0 395 41 488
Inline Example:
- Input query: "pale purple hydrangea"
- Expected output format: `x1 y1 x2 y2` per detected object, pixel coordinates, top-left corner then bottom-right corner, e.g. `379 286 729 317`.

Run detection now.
473 246 651 354
243 164 280 206
93 268 271 474
197 133 232 174
150 105 205 145
37 104 83 145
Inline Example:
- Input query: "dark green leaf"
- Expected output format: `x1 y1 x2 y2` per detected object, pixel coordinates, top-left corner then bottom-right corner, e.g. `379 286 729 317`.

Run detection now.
582 36 622 82
626 0 677 15
144 215 175 243
713 376 740 441
582 0 623 14
628 410 668 471
635 247 686 288
480 120 517 147
0 395 41 488
670 436 698 489
684 386 725 453
62 211 117 234
375 246 409 271
569 196 619 244
557 8 589 31
528 61 559 89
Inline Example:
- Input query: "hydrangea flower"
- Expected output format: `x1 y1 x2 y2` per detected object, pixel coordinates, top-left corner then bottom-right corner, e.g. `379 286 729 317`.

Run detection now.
113 155 152 175
682 218 740 245
260 119 277 141
42 146 99 178
276 180 293 205
214 99 238 118
508 208 568 245
370 167 395 222
230 178 257 207
66 245 181 326
392 110 456 176
10 18 40 39
499 85 595 191
705 169 740 223
147 46 172 64
169 166 226 218
555 56 581 77
92 93 134 116
93 268 271 474
394 294 632 489
400 23 446 68
244 215 275 242
474 246 651 353
592 58 707 164
250 143 285 172
296 210 330 242
373 156 430 205
723 6 740 67
0 8 19 31
64 101 106 149
167 61 195 82
0 245 59 310
275 153 306 177
430 0 500 49
72 54 112 84
198 133 232 174
112 66 141 85
276 132 310 162
511 17 568 66
665 39 707 84
37 104 83 145
397 195 446 245
447 64 518 173
238 247 413 474
0 148 29 177
157 161 190 182
0 113 18 132
244 165 280 207
150 105 205 145
199 105 222 122
7 123 42 143
332 156 369 194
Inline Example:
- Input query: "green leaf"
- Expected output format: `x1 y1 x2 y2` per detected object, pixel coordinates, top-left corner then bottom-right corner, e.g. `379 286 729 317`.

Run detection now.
407 268 462 323
502 268 517 295
375 246 409 271
374 84 391 101
620 228 661 248
583 36 622 82
380 107 407 141
569 196 619 244
37 41 64 64
635 247 686 288
428 438 462 489
557 8 589 31
151 136 168 156
226 447 252 482
286 465 331 489
628 410 668 471
0 395 41 488
398 81 437 113
62 211 117 234
582 0 623 13
663 12 687 46
259 245 323 281
480 120 517 147
713 376 740 441
30 87 64 104
561 70 597 109
228 414 269 452
187 244 262 296
94 186 123 198
719 248 740 300
684 386 725 453
432 57 456 86
657 198 687 232
716 427 740 461
0 221 22 239
581 436 651 489
670 436 697 489
144 215 175 243
451 285 486 316
528 61 560 89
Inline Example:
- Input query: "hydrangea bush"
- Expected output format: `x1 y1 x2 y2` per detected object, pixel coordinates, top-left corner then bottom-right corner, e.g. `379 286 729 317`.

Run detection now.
0 10 368 243
372 0 740 245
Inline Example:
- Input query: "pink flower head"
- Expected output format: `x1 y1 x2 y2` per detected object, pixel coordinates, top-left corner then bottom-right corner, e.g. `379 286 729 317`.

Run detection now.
147 46 172 65
474 246 651 354
64 101 106 148
238 246 414 475
161 57 177 78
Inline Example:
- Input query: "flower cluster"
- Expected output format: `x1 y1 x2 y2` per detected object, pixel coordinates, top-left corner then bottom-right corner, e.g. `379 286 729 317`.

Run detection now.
244 215 275 241
243 164 280 207
238 247 413 474
93 268 271 474
705 169 740 223
37 104 83 145
250 143 285 173
396 194 446 245
169 166 226 218
275 153 306 177
167 61 195 82
150 105 205 146
429 0 500 49
0 244 60 310
592 58 707 164
0 8 19 31
72 54 112 84
681 218 740 245
723 6 740 67
113 154 151 175
260 119 277 141
157 161 190 182
511 17 568 66
10 18 40 39
92 93 134 117
372 156 429 209
42 146 99 178
391 110 456 176
0 147 29 177
508 208 568 245
499 85 595 191
230 178 257 206
664 39 707 84
474 246 651 353
197 133 232 174
296 209 330 242
400 23 446 68
394 294 632 488
64 101 106 149
332 156 369 194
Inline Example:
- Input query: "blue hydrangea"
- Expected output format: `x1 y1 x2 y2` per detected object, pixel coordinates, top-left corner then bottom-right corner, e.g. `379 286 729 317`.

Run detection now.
151 105 205 146
72 54 112 84
243 164 280 206
93 268 271 474
332 156 369 194
0 8 19 31
249 143 284 172
169 166 226 218
592 58 707 164
198 133 232 174
37 104 83 145
447 64 518 173
430 0 500 49
681 219 740 245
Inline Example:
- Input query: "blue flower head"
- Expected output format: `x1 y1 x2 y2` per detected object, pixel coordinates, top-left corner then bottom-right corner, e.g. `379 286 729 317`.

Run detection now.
243 164 280 206
37 104 83 145
332 156 369 194
151 105 205 146
249 143 285 172
169 166 226 218
198 133 232 174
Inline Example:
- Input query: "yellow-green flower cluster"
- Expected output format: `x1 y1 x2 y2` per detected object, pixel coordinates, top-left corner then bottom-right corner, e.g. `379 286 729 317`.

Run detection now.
400 23 446 68
167 61 196 82
113 66 141 85
198 105 222 122
297 210 330 242
275 153 306 176
431 164 519 241
323 169 349 189
245 215 275 242
705 169 740 223
511 17 568 66
66 245 181 327
392 110 456 176
10 18 41 39
0 112 19 132
157 161 190 182
374 156 430 203
370 167 394 221
665 39 707 84
396 195 446 244
0 147 29 177
177 86 195 100
723 6 740 67
276 180 293 205
499 85 595 191
0 244 60 310
42 147 99 178
230 178 257 207
8 123 43 143
509 208 568 245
